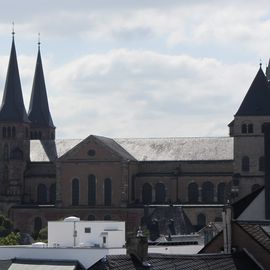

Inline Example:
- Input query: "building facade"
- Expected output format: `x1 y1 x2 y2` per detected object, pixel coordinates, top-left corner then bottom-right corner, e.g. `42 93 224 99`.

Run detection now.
0 36 267 234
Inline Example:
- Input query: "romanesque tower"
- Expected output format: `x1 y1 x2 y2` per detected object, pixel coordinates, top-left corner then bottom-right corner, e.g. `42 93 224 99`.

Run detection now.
0 34 31 206
28 41 55 140
229 65 270 198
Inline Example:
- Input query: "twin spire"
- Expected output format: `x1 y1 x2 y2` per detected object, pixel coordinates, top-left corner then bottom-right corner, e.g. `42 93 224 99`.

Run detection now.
0 34 54 128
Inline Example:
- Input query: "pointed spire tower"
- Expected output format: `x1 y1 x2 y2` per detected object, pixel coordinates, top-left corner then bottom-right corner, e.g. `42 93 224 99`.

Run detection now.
0 31 29 123
28 35 55 140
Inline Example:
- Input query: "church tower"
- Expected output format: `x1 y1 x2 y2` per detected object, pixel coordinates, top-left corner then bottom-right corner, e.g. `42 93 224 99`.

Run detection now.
28 40 55 140
229 64 270 198
0 33 31 204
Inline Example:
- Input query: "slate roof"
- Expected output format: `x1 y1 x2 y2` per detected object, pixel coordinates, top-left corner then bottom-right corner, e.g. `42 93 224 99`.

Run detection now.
236 220 270 253
30 137 233 162
0 37 29 123
28 47 55 128
232 186 264 219
90 252 262 270
235 67 270 116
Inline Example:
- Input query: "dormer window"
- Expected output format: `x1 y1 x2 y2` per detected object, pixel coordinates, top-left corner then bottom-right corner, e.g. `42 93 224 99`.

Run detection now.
241 123 253 134
241 124 247 134
88 149 96 157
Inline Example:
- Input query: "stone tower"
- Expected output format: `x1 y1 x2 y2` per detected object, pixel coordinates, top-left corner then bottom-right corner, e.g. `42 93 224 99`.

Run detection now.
229 65 270 198
0 35 31 207
28 43 55 140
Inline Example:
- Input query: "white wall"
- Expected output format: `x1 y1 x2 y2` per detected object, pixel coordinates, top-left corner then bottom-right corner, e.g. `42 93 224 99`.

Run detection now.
48 220 125 248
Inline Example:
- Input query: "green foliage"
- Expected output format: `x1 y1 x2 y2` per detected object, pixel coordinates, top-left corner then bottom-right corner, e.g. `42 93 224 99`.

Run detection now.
38 226 48 241
0 215 12 237
0 232 20 245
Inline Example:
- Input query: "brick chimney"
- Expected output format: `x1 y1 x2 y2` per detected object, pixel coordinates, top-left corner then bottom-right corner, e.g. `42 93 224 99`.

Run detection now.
263 123 270 219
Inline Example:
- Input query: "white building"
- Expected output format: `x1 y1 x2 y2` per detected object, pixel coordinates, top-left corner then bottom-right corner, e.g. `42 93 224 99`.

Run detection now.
48 216 125 248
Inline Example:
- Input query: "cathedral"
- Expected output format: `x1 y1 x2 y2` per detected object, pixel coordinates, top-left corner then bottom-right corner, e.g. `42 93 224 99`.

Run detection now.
0 35 267 234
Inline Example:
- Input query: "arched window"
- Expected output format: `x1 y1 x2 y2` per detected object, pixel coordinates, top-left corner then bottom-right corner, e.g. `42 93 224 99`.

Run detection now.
34 217 42 234
104 215 111 220
49 184 56 204
88 174 96 206
37 184 47 204
3 144 9 161
217 182 226 203
155 183 166 203
2 127 6 138
11 127 16 138
241 124 247 134
7 127 11 138
188 182 199 203
259 156 265 172
72 178 79 206
142 183 152 204
248 124 253 133
104 178 112 206
88 215 95 221
197 213 206 228
201 181 214 203
251 184 261 192
242 156 250 172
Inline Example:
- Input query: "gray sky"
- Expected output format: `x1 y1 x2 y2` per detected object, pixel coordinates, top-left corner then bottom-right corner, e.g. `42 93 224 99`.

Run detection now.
0 0 269 138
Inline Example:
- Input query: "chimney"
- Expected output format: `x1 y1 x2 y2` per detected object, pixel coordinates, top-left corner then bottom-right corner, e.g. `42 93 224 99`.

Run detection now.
263 123 270 219
127 227 149 265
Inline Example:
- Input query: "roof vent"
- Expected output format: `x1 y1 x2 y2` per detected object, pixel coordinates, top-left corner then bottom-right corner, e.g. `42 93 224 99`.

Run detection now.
64 216 80 222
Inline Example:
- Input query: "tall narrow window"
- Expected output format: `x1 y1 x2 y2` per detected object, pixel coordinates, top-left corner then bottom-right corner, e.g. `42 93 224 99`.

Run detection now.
259 156 265 172
34 217 42 234
197 213 206 229
248 124 253 133
7 127 11 138
242 156 250 172
72 178 79 206
201 181 214 203
142 183 152 204
217 182 226 203
104 178 112 206
37 184 47 204
49 184 56 204
2 127 6 138
241 124 247 134
155 183 166 203
188 182 199 203
88 174 96 206
11 127 16 138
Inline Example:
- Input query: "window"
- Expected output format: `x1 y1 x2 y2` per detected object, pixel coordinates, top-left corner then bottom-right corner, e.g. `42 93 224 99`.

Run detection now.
12 127 16 138
10 147 23 160
142 183 152 204
49 184 56 204
88 149 96 156
155 183 166 203
217 183 226 203
38 131 42 139
88 175 96 206
248 124 253 133
104 178 112 206
259 156 265 171
3 144 9 160
88 215 95 221
197 213 206 229
241 124 247 134
104 215 111 220
103 236 106 244
85 227 91 233
7 127 11 138
2 127 6 138
242 156 250 172
72 178 80 206
37 184 47 204
188 182 199 203
201 181 214 203
34 217 42 234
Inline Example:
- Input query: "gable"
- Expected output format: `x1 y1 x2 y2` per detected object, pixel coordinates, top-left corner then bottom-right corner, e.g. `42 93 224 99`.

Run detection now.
58 135 136 162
